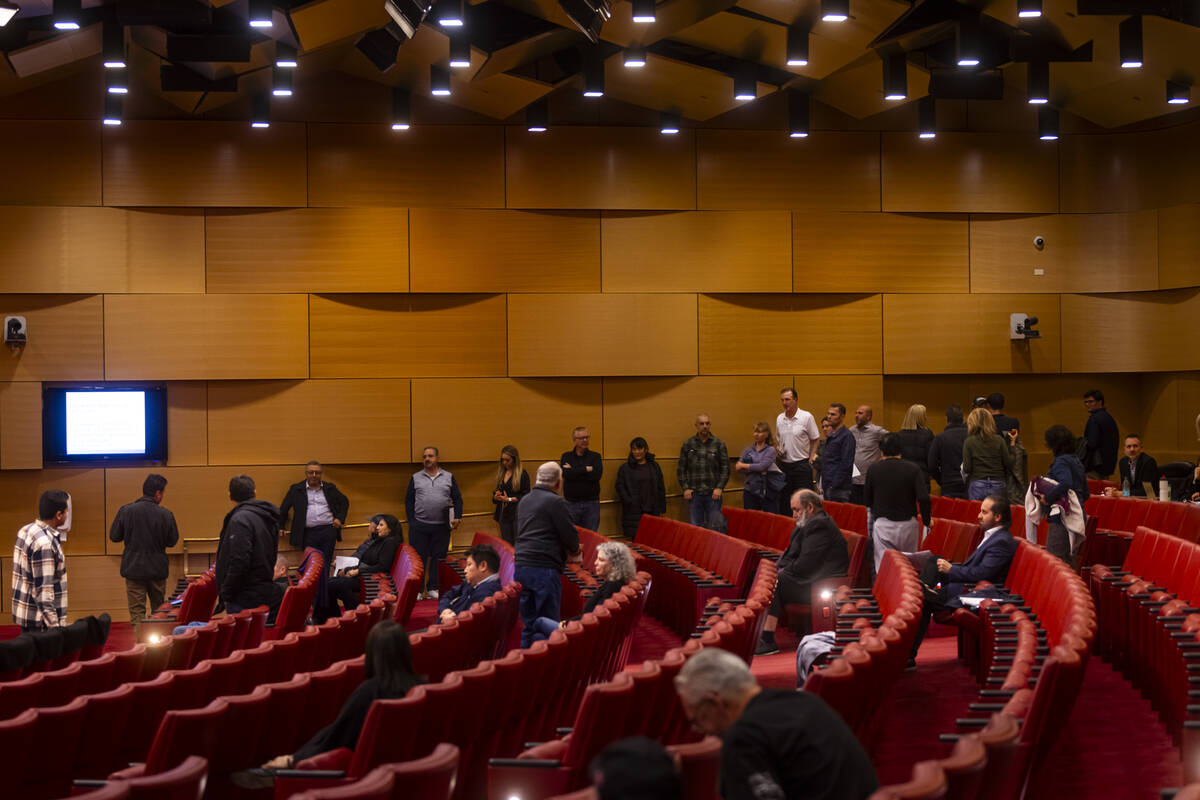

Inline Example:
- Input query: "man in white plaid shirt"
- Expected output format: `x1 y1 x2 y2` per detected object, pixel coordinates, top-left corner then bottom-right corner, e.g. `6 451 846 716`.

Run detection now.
11 489 70 632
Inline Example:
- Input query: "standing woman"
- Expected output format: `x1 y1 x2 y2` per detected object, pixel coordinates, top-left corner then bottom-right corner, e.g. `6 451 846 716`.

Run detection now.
1039 425 1090 564
492 445 530 546
898 404 935 489
962 407 1017 501
615 437 667 538
735 422 785 512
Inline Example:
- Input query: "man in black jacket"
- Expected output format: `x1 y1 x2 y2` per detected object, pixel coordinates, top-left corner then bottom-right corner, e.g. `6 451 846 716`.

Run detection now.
279 461 349 609
515 462 581 647
109 473 180 623
216 475 284 621
1118 434 1159 496
1083 389 1120 479
438 544 502 621
755 490 850 655
928 404 969 499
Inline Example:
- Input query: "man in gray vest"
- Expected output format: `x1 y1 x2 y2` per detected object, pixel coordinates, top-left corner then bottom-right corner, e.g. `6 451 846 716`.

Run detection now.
404 446 463 600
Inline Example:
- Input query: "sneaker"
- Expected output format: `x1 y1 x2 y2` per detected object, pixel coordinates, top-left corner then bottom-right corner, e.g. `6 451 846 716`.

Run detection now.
427 589 439 600
754 638 780 657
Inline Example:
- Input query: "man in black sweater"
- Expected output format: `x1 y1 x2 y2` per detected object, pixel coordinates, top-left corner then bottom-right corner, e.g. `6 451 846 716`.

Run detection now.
864 433 931 575
215 475 284 621
515 462 581 648
928 404 969 498
561 426 603 531
108 473 180 623
1083 389 1120 479
755 490 850 655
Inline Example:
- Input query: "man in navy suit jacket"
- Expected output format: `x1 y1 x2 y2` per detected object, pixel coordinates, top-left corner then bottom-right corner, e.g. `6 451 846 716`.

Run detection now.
438 544 502 622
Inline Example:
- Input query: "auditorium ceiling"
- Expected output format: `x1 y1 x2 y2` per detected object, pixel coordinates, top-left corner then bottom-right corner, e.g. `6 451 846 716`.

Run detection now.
2 0 1200 132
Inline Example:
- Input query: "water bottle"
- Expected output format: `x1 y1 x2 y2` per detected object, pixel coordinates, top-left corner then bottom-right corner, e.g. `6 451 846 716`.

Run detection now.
1122 478 1131 498
1159 476 1170 502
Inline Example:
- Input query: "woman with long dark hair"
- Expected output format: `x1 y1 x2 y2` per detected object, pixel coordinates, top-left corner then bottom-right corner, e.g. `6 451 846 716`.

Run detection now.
1039 425 1090 565
492 445 530 546
615 437 666 538
320 513 403 622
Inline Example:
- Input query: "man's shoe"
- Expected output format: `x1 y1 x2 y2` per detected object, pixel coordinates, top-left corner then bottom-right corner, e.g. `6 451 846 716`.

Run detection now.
905 658 917 672
755 638 780 657
427 589 439 600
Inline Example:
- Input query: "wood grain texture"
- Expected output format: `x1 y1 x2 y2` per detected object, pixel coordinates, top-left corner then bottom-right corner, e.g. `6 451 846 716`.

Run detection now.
792 213 968 293
411 378 602 462
601 211 792 292
409 210 600 293
696 130 881 211
0 381 42 469
883 293 1062 374
792 375 885 427
881 132 1058 213
0 121 100 206
1176 373 1200 454
1060 289 1200 373
309 294 507 378
698 294 882 374
1158 204 1200 290
308 124 505 208
205 208 409 293
104 294 309 380
207 379 411 465
970 211 1158 294
506 293 697 376
103 121 307 207
0 295 104 381
0 468 106 556
166 382 208 467
505 127 696 210
1058 132 1159 213
0 207 204 293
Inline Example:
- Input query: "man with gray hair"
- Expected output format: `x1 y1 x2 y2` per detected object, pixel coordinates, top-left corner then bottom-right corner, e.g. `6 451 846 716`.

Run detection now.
675 648 877 800
514 461 581 648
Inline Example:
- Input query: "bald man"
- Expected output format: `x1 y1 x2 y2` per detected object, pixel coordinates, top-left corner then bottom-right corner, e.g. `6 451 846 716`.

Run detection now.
850 405 888 505
678 414 730 531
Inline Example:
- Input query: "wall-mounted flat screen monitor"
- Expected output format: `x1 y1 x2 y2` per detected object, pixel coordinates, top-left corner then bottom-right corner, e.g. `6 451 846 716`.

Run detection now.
43 384 168 465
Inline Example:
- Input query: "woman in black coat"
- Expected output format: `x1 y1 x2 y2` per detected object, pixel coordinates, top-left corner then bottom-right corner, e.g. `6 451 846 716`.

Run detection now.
492 444 531 546
320 513 402 622
615 437 667 538
898 403 935 490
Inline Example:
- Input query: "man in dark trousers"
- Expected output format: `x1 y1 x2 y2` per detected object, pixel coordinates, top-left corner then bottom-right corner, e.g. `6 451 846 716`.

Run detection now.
821 403 856 502
438 544 501 622
928 404 969 499
109 473 180 623
216 475 285 621
515 461 581 648
676 648 878 800
755 489 850 655
1118 434 1159 496
1083 389 1120 479
561 426 603 531
279 461 348 612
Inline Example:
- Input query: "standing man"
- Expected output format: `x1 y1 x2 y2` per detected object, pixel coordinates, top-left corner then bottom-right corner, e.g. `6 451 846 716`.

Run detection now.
775 387 820 515
864 434 930 574
405 446 463 600
821 404 856 503
928 405 969 499
678 414 730 530
561 427 603 531
1083 390 1120 479
215 476 284 620
109 474 179 623
850 405 888 505
1118 434 1159 496
12 490 71 632
280 461 348 616
514 462 581 648
986 393 1020 436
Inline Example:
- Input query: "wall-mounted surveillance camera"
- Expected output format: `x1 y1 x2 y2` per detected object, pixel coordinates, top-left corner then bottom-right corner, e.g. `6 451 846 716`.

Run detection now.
1033 235 1045 250
1010 313 1040 340
4 315 26 345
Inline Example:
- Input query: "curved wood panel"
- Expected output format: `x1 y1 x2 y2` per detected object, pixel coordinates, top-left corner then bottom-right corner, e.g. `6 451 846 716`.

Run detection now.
1058 131 1159 213
309 294 507 378
601 211 792 293
0 468 106 556
505 127 696 210
207 379 411 465
0 207 204 293
104 294 309 380
410 209 600 293
506 293 697 376
1060 288 1200 373
411 377 602 462
883 293 1061 374
206 208 409 293
698 294 882 374
0 121 100 206
308 124 505 208
103 121 307 207
1158 203 1200 290
697 130 881 211
792 374 885 427
0 295 104 381
792 212 968 293
0 381 41 469
881 132 1058 213
970 211 1158 294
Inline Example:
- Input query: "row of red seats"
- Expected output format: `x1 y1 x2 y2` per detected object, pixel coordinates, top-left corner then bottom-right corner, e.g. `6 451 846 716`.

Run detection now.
1083 495 1200 568
930 496 982 525
922 518 982 564
722 506 872 590
868 714 1020 800
148 566 218 629
634 514 758 590
374 543 425 626
268 549 329 640
824 500 870 534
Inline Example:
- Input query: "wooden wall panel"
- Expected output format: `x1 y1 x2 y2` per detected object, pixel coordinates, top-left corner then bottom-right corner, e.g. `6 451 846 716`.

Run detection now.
601 211 792 293
205 208 409 293
0 208 204 293
507 294 697 376
698 294 882 375
0 295 104 381
696 131 881 211
411 378 602 462
1058 132 1159 213
409 210 600 293
167 382 208 467
0 121 100 206
1061 289 1200 373
0 468 106 556
792 375 886 427
881 133 1058 213
505 127 696 210
1158 204 1200 290
970 211 1158 293
0 381 42 469
103 121 307 207
792 213 968 293
883 294 1062 374
307 125 505 208
207 379 411 465
104 294 309 380
1177 374 1200 455
309 295 507 378
1145 124 1200 211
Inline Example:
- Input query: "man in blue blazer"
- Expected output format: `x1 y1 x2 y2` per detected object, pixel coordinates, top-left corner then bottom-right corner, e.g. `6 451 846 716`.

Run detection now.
438 544 502 622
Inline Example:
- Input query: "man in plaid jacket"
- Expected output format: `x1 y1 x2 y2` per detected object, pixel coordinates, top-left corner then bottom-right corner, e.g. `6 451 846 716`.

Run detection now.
12 489 70 632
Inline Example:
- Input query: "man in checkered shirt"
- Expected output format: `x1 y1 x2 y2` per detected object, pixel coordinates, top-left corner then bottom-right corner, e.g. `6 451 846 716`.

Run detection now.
11 489 70 632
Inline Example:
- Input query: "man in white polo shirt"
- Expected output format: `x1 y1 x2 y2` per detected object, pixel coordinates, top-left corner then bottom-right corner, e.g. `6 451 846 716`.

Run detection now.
775 387 820 516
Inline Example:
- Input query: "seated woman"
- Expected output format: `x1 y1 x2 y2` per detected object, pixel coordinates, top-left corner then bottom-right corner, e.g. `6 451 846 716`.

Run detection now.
529 541 637 639
321 514 403 621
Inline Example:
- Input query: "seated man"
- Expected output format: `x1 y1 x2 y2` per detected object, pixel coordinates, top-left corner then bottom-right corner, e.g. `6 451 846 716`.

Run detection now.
438 544 501 622
909 493 1018 666
1117 434 1159 497
755 489 850 656
322 514 403 622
